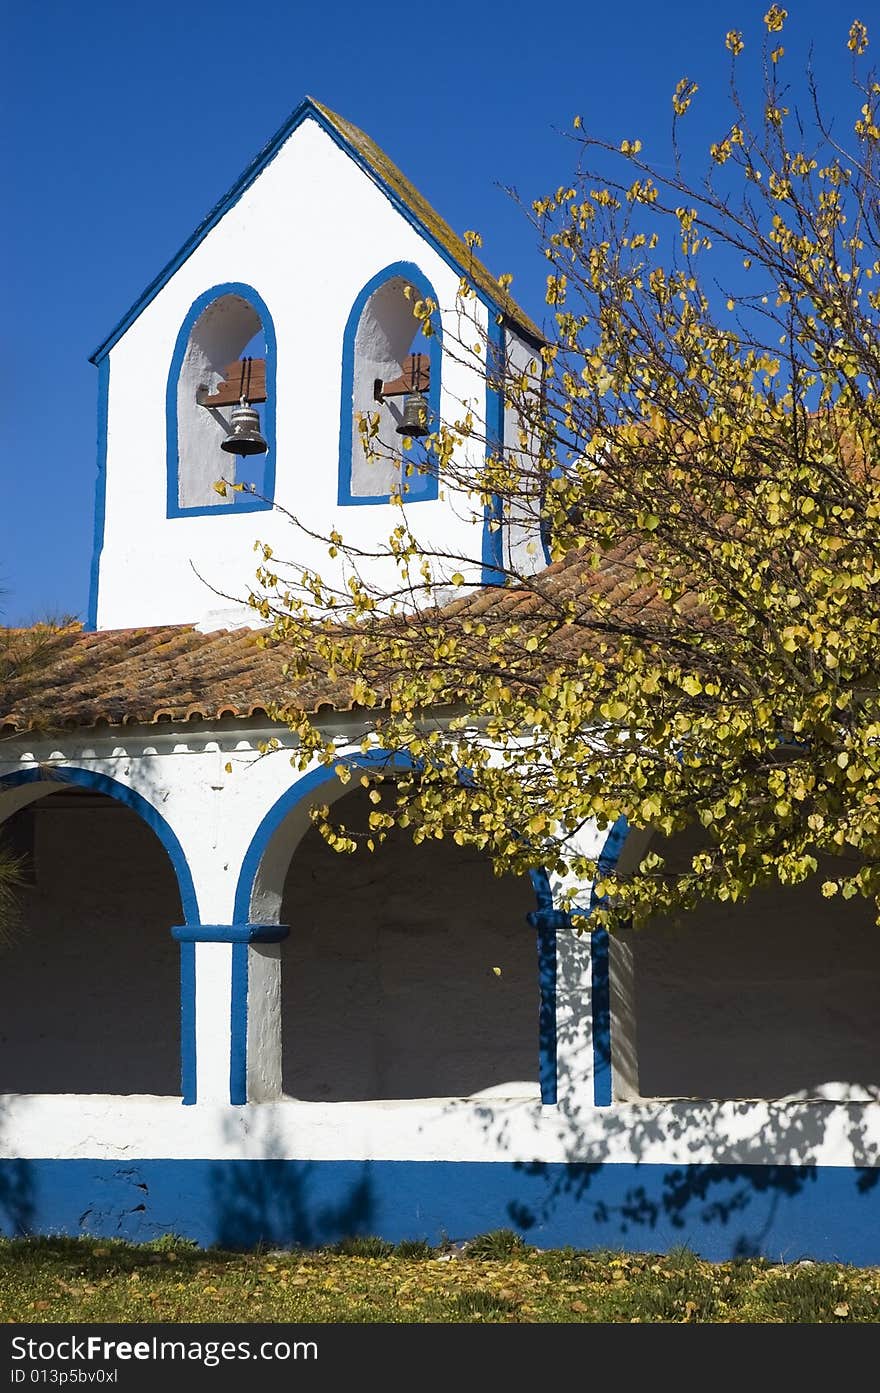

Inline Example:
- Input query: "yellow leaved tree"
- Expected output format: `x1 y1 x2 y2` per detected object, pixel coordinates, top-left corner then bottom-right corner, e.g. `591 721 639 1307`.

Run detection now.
252 10 880 928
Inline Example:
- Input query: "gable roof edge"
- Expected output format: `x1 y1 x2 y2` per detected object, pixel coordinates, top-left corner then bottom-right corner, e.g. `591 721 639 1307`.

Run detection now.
89 97 542 365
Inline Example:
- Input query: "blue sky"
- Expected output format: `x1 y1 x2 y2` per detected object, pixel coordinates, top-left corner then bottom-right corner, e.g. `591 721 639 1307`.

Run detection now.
2 0 867 625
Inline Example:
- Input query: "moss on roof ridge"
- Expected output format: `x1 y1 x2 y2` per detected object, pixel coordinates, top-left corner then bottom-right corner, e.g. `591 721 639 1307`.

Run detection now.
313 98 543 344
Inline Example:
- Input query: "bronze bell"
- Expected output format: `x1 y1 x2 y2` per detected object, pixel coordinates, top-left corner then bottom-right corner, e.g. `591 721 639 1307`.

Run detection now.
221 398 269 456
396 390 429 438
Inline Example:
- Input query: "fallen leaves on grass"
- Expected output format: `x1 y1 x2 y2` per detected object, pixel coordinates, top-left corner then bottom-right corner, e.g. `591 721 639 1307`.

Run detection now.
0 1237 877 1324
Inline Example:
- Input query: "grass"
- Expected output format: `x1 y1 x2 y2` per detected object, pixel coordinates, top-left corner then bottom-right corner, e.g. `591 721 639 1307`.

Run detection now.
0 1236 877 1323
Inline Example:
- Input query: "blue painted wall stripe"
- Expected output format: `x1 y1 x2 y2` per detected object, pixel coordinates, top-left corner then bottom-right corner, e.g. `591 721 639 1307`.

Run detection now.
2 1158 878 1263
338 262 441 507
165 282 276 519
85 356 110 631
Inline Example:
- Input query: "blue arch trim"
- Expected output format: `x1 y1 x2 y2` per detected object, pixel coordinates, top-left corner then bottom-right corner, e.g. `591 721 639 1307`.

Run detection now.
179 941 196 1107
233 750 415 925
0 766 200 1105
230 751 415 1102
0 767 199 924
172 924 292 1103
85 357 110 631
338 262 441 506
165 282 277 519
482 313 506 585
230 942 249 1106
590 928 611 1106
235 752 557 1105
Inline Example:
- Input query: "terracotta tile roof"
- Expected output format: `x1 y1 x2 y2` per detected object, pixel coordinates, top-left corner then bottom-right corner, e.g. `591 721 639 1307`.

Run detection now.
0 544 672 736
0 623 357 735
431 537 700 674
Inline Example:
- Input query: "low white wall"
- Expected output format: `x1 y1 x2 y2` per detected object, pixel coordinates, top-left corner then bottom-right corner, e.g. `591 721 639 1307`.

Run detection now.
1 1093 878 1169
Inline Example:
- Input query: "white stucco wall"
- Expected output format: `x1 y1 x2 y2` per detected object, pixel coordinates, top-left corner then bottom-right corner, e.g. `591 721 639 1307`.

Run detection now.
501 325 546 575
95 117 494 629
278 790 539 1101
619 850 880 1101
0 791 181 1096
1 720 877 1176
2 1093 879 1170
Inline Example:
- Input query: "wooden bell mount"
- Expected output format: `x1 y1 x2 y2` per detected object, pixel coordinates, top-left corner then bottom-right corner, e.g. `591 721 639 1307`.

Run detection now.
373 352 430 402
197 357 267 408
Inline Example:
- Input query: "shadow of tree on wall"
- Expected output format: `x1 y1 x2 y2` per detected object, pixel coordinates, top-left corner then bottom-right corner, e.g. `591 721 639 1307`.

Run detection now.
506 1160 818 1257
0 1101 35 1236
208 1118 376 1249
467 1092 880 1259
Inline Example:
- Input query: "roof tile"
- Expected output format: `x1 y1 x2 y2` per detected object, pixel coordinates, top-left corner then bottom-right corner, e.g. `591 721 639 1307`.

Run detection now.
0 544 678 735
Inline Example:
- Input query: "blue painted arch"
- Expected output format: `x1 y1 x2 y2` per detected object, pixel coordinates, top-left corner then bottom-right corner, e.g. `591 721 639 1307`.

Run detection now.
0 766 199 925
234 751 563 1105
233 750 415 924
230 751 417 1105
0 765 200 1103
166 281 277 518
339 262 442 506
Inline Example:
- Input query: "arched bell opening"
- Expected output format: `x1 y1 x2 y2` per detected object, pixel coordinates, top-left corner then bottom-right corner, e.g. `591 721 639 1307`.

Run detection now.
168 283 276 513
271 785 540 1102
0 778 188 1096
340 262 441 505
613 824 880 1101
